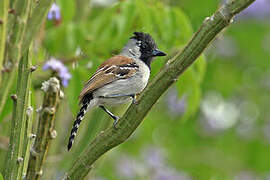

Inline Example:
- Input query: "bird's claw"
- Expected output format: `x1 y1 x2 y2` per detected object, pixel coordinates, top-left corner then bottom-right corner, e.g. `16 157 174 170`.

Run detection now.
113 116 120 129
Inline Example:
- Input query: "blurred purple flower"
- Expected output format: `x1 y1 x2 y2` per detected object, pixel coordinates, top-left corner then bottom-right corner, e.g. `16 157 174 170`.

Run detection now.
208 36 238 58
234 171 257 180
154 168 191 180
167 89 186 116
47 3 61 20
115 146 192 180
141 147 165 169
116 156 147 179
43 58 72 87
237 0 270 19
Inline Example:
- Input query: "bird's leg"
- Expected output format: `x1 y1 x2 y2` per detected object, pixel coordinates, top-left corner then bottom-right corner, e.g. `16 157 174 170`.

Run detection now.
100 94 136 104
130 94 136 104
99 106 119 128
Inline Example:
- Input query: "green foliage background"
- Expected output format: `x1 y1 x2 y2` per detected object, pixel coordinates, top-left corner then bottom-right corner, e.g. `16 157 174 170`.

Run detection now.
1 0 270 179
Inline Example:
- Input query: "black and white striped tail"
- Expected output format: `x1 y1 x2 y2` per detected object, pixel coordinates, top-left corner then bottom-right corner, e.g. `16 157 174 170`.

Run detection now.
67 95 92 151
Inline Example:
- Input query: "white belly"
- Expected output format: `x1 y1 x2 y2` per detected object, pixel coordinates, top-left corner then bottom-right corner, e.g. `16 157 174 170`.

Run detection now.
93 60 150 106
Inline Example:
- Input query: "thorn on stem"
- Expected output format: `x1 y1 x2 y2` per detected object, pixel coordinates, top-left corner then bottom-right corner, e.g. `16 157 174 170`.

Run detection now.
0 19 3 24
17 157 23 163
29 133 36 139
59 90 64 99
204 16 211 23
44 107 55 115
50 129 57 139
8 9 16 14
36 106 42 113
30 65 37 72
36 170 43 176
30 148 38 157
11 94 17 101
26 106 33 117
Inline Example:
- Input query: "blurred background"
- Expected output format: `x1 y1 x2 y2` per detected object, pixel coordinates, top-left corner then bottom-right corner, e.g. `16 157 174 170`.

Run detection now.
1 0 270 179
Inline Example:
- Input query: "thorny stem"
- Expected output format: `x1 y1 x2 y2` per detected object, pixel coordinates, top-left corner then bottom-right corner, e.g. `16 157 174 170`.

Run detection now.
0 0 31 116
0 0 54 116
26 77 61 180
22 93 34 179
4 50 32 180
21 0 54 56
63 0 256 179
0 0 8 79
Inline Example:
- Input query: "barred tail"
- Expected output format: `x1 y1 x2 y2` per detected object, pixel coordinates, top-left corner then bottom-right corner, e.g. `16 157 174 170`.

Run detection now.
67 95 92 151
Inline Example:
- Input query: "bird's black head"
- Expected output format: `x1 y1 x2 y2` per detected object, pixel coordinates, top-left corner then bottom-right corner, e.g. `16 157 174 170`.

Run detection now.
131 32 166 68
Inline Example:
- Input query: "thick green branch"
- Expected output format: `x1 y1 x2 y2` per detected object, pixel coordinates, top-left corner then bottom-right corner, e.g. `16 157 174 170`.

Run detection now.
63 0 256 179
26 77 61 180
4 51 32 180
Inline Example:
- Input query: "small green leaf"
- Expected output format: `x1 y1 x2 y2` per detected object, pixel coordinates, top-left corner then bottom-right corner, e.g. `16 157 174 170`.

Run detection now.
0 173 3 180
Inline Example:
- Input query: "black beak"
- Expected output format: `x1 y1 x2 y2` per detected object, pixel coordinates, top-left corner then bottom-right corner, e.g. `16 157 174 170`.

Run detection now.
152 49 167 57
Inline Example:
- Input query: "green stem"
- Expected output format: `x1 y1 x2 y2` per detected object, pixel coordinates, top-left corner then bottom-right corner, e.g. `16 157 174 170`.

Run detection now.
6 0 31 65
4 50 32 180
0 0 8 78
22 91 34 179
21 0 53 56
22 46 34 178
0 0 31 116
26 77 61 180
0 0 53 116
63 0 256 179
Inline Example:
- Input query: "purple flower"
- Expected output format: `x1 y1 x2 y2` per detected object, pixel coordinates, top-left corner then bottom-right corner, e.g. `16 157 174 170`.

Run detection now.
237 0 270 19
141 147 165 169
47 3 61 20
235 171 257 180
167 89 186 116
43 58 72 87
208 36 238 58
115 156 147 179
154 168 191 180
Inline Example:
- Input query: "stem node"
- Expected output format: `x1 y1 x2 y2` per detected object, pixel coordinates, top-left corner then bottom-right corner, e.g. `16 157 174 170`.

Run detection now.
17 157 23 163
11 94 17 101
30 65 37 72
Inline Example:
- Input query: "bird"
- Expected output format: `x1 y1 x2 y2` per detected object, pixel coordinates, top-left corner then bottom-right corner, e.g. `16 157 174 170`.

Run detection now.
67 32 166 151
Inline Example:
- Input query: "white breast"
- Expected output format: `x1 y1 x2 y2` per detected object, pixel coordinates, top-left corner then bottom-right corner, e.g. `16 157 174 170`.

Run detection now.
93 59 150 106
132 58 150 92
